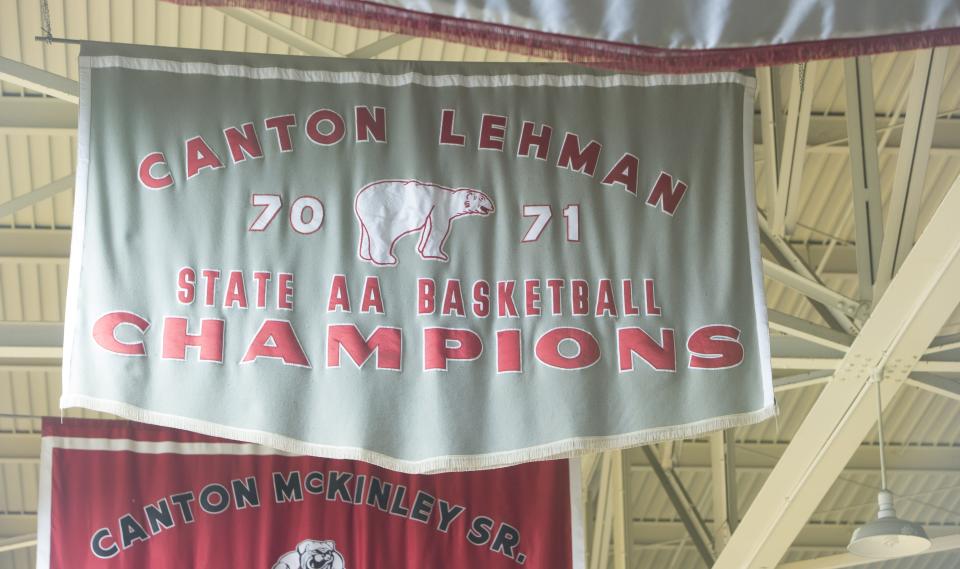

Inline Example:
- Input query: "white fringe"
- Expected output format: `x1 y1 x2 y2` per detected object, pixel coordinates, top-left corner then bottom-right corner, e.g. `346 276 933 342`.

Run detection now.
61 394 776 474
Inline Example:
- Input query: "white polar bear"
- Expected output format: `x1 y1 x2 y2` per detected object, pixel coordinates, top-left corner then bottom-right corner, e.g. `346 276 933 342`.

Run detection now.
354 179 495 266
271 539 346 569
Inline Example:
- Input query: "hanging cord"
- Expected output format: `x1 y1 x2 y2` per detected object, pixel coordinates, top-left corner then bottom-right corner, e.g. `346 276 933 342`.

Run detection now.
872 369 888 491
38 0 54 44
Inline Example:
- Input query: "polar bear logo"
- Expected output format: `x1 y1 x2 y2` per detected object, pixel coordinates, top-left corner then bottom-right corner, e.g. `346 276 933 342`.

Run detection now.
355 179 495 266
271 539 346 569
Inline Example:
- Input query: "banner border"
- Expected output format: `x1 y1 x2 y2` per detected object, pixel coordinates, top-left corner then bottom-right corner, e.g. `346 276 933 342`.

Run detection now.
60 393 775 474
79 54 757 90
60 48 772 475
35 427 588 569
60 52 94 417
36 435 54 569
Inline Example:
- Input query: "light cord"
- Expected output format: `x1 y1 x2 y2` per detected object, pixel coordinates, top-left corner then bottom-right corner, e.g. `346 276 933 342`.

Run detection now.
874 370 888 491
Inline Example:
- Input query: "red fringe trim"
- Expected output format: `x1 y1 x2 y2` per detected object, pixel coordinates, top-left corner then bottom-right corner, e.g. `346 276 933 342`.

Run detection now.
165 0 960 72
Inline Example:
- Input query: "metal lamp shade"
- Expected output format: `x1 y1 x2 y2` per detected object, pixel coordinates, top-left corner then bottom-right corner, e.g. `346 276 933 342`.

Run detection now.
847 490 931 558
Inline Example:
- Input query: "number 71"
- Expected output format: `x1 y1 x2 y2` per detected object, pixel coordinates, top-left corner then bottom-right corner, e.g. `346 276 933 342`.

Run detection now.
521 204 580 243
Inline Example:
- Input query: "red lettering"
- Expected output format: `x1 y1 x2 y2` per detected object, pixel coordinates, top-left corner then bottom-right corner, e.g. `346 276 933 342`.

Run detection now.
524 279 541 316
253 271 271 309
92 311 149 356
138 152 173 190
327 274 351 312
185 136 224 179
223 123 263 163
441 280 466 317
472 280 490 318
556 133 601 176
418 278 436 315
423 328 483 371
223 271 248 309
496 329 522 373
595 279 618 317
688 325 744 369
646 171 688 215
264 114 296 152
622 279 641 316
306 109 346 146
177 268 196 304
546 279 564 315
478 114 507 151
535 327 600 370
617 327 676 372
439 109 466 146
517 121 552 160
201 269 220 307
327 324 401 370
241 320 310 367
571 279 589 315
355 106 386 142
278 273 294 310
601 152 640 195
644 279 662 316
360 276 385 314
497 280 519 317
162 317 224 362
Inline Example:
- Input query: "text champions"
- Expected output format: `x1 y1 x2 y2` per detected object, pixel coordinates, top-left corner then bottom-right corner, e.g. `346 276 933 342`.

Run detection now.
91 268 745 373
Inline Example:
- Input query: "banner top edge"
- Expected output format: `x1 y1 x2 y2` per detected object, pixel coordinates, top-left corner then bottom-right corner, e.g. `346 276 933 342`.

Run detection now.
77 44 755 88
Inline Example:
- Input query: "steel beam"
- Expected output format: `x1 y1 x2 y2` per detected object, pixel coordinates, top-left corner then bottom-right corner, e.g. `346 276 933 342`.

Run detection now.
217 8 344 57
348 34 414 58
907 373 960 402
0 322 64 361
762 259 862 319
0 57 79 103
10 106 960 150
768 310 854 352
589 453 613 569
0 229 71 263
843 57 884 303
757 67 782 217
640 446 714 567
772 371 832 392
612 452 628 569
772 63 816 237
0 514 37 539
0 175 74 220
0 98 77 134
759 215 860 334
709 431 738 554
714 173 960 569
874 49 948 298
778 533 960 569
769 358 960 373
632 440 960 475
755 114 960 154
0 533 37 554
926 334 960 354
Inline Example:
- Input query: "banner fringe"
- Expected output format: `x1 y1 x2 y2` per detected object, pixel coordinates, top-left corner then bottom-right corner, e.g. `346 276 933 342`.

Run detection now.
61 394 776 473
162 0 960 73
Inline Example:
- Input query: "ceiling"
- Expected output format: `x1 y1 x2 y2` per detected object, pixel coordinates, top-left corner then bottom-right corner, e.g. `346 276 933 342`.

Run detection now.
1 1 959 568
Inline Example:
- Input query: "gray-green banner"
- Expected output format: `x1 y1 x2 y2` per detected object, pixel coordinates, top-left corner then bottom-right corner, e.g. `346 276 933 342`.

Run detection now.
62 44 773 473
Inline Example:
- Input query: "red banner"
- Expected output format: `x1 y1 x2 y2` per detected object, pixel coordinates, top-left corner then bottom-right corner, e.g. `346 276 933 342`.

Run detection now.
37 418 583 569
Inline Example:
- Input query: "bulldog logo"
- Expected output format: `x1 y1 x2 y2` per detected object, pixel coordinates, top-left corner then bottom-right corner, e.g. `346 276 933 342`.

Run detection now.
271 539 346 569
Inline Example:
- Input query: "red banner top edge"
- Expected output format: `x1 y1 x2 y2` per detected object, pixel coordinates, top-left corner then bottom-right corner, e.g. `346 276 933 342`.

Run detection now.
42 417 235 444
162 0 960 73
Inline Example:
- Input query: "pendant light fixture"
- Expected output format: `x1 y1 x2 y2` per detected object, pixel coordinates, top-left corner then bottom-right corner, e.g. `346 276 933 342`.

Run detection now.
847 371 931 558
